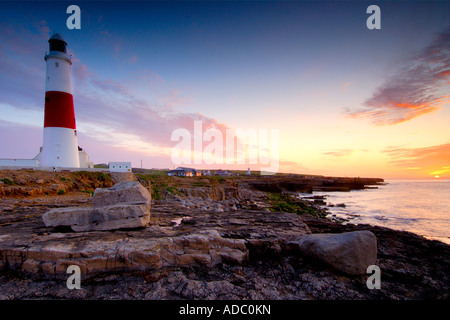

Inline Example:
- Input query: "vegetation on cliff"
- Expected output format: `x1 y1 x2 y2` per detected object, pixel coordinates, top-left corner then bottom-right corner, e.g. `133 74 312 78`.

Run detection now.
267 192 328 218
0 170 114 197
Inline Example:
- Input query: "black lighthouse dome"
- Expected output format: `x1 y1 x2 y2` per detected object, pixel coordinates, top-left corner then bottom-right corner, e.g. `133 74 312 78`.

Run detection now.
48 34 67 53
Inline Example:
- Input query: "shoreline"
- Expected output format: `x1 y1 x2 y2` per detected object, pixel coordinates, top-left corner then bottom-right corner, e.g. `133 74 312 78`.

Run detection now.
302 180 450 245
0 170 449 300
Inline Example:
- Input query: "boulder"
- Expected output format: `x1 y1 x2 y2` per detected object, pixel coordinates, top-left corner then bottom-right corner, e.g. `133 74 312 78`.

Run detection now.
92 181 151 208
298 230 377 275
42 202 150 232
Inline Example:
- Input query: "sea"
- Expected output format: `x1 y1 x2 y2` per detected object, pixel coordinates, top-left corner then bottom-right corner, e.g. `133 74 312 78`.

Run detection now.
303 179 450 245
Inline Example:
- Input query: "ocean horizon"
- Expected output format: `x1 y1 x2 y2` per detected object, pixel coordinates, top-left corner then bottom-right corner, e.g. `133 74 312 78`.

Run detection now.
306 179 450 245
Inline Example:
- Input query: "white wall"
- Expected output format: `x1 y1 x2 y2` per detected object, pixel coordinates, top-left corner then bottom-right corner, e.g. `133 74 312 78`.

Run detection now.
45 54 73 94
108 162 132 172
41 127 80 168
79 151 94 168
0 159 39 167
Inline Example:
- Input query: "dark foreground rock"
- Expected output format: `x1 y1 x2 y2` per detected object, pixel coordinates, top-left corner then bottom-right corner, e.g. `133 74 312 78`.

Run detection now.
0 194 449 300
298 230 377 275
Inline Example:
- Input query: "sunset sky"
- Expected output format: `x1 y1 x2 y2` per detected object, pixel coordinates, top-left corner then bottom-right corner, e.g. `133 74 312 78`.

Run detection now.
0 1 449 179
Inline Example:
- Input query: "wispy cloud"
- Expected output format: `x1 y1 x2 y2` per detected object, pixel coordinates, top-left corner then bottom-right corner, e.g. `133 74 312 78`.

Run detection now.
0 23 47 109
68 55 230 154
345 27 450 125
383 142 450 176
36 20 50 38
278 159 309 173
0 120 42 158
125 54 138 64
322 149 354 158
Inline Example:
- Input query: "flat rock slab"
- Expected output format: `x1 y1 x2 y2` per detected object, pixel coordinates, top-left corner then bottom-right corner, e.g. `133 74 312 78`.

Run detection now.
0 229 248 279
42 202 150 232
298 230 377 275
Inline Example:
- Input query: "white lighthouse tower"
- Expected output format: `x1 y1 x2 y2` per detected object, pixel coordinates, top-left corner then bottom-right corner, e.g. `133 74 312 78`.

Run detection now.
40 34 80 168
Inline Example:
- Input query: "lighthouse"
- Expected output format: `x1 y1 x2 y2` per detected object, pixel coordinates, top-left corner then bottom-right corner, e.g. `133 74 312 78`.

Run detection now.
40 34 80 168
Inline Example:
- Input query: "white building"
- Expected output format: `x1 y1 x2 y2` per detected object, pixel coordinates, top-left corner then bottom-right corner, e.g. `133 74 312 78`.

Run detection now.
78 149 94 168
109 162 132 172
32 146 93 169
167 167 201 177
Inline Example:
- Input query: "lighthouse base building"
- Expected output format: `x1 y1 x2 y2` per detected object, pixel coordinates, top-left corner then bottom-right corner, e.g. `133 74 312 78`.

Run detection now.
0 147 94 170
32 147 94 169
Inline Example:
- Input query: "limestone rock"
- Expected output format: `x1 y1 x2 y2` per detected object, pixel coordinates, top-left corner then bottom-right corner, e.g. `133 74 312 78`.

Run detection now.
1 229 248 279
110 172 137 183
298 230 377 275
42 181 151 232
42 202 150 232
92 181 151 208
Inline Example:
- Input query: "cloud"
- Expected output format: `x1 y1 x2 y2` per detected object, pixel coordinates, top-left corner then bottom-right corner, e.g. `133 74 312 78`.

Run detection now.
0 120 42 159
340 81 352 92
345 27 450 125
322 149 354 157
383 142 450 176
0 22 231 167
91 78 131 95
125 54 138 64
36 20 50 38
277 159 310 174
0 23 46 110
71 65 230 157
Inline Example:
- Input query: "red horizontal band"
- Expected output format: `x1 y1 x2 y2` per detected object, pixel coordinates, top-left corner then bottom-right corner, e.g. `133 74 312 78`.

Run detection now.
44 91 76 129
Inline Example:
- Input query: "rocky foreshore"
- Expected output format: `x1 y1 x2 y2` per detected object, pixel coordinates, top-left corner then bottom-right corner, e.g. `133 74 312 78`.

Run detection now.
0 170 448 300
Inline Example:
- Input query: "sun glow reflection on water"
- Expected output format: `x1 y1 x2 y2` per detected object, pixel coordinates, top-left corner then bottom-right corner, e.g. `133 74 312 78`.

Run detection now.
307 180 450 245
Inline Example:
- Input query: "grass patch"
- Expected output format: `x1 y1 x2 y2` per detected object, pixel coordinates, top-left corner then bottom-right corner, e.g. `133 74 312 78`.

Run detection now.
70 171 113 192
147 170 168 175
72 171 112 183
152 186 162 199
192 181 208 187
166 186 180 195
94 163 108 168
211 176 226 183
81 189 94 195
1 178 14 185
268 192 327 218
57 189 66 195
135 174 172 200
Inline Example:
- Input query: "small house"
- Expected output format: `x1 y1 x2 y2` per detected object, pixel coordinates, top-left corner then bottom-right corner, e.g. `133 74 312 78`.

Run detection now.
109 162 132 172
167 167 201 177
